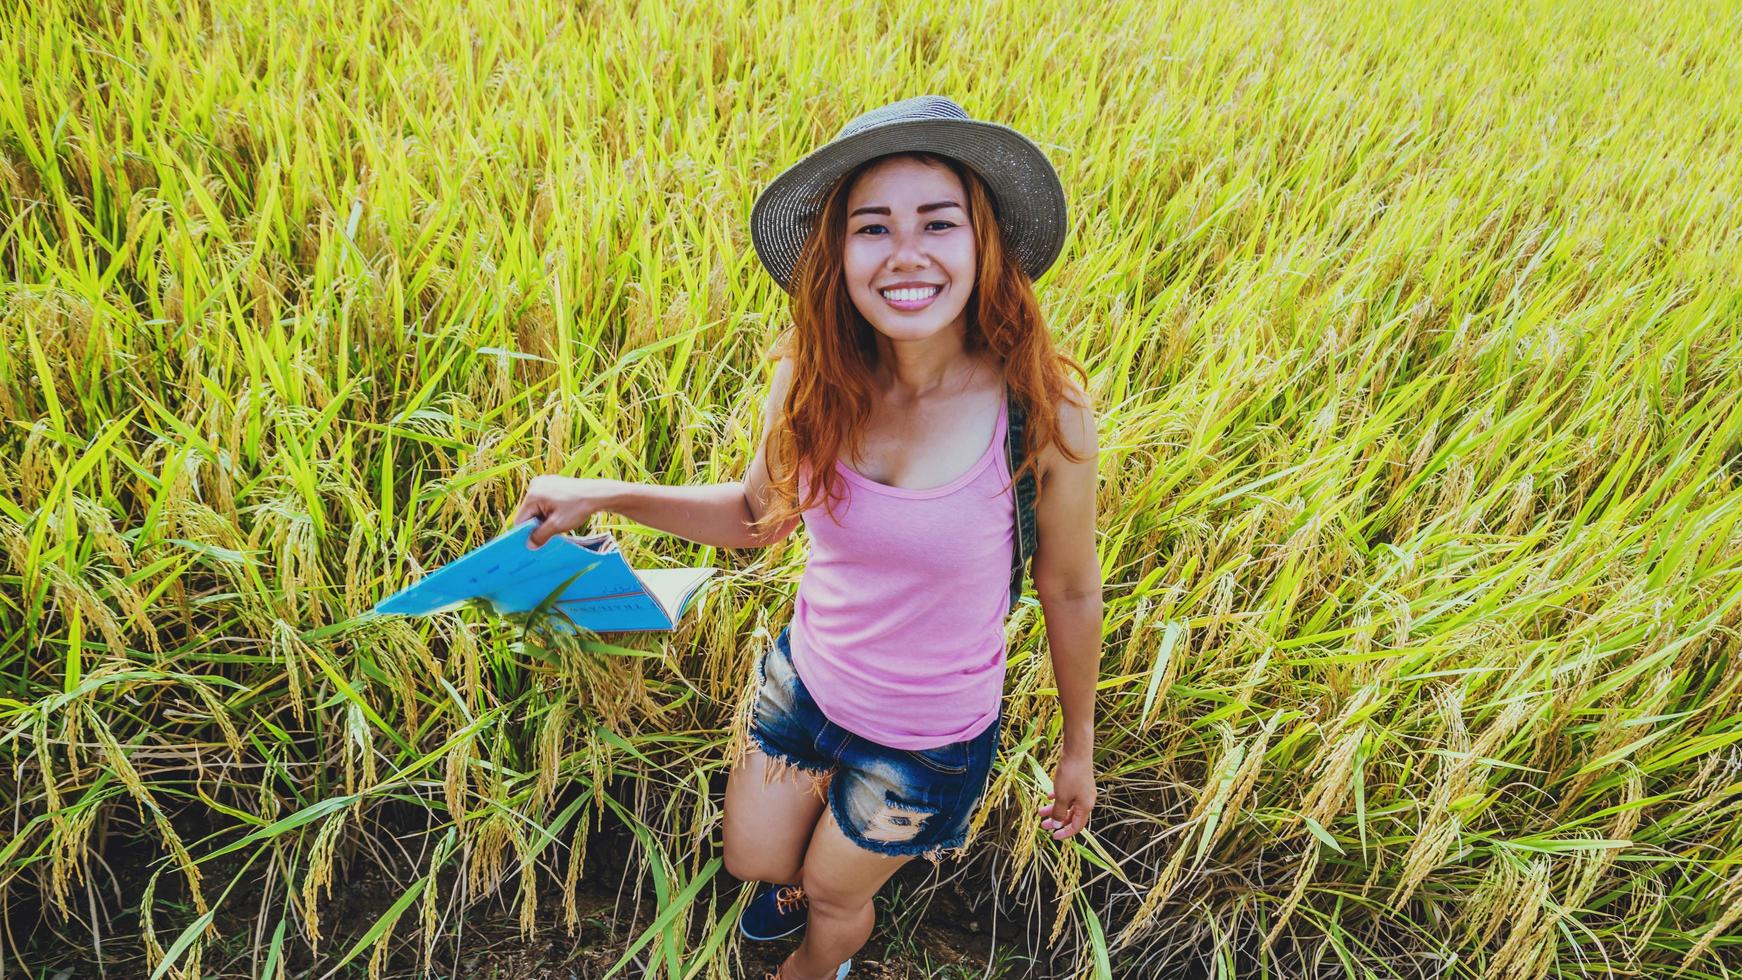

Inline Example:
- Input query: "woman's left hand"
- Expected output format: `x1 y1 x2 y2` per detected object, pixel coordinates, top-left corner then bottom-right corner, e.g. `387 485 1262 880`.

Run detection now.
1039 752 1097 840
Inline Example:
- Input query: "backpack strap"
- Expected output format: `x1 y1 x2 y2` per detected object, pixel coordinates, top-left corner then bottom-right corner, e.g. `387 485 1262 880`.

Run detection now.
1005 381 1038 615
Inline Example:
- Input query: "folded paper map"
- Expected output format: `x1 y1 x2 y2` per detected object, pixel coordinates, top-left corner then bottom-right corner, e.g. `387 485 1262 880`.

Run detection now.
373 519 718 633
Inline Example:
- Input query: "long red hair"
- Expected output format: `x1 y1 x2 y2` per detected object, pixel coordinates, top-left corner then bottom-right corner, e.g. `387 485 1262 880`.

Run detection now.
751 150 1090 536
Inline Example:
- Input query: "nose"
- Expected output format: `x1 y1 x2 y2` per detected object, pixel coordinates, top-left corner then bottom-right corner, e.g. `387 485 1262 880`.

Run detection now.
888 227 931 271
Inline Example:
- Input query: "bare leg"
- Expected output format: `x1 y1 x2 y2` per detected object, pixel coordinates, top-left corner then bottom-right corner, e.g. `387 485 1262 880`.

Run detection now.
723 744 831 885
780 804 915 979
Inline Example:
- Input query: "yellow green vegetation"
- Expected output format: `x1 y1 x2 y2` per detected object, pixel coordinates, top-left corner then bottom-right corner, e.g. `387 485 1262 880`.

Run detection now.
3 0 1740 977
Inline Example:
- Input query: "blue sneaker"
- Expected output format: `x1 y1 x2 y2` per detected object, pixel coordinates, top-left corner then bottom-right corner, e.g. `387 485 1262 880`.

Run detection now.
739 883 809 941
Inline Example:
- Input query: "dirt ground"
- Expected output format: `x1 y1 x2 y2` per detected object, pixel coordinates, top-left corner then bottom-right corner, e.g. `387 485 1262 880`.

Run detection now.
438 868 1033 979
409 844 1039 980
16 799 1047 979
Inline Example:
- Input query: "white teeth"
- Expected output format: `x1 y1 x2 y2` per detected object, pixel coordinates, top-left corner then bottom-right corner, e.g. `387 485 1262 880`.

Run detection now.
880 286 941 302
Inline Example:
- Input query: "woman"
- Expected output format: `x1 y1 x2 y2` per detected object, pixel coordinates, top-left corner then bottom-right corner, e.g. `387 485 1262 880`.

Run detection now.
512 96 1103 980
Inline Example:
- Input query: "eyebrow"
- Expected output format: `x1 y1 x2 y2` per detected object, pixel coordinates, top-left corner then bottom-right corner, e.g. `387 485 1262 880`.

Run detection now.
848 200 964 218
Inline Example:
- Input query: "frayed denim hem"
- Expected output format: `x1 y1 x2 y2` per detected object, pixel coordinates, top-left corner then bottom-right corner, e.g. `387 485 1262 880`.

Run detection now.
745 726 832 776
745 726 834 802
825 784 971 865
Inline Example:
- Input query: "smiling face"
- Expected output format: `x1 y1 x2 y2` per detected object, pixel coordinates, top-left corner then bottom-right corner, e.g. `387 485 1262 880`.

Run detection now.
842 154 978 347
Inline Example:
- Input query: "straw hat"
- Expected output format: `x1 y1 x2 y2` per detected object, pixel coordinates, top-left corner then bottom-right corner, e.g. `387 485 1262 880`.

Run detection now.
750 95 1068 294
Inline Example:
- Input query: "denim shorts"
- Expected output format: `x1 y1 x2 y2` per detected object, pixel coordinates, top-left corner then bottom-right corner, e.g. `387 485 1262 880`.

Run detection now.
745 623 1003 864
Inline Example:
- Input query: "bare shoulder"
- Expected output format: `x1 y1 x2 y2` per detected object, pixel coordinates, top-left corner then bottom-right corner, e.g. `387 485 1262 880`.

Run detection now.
742 351 803 541
760 352 800 426
1037 377 1097 486
769 353 796 400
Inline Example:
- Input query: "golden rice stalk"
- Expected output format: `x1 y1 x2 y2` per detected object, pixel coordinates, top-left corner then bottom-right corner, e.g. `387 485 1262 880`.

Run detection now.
562 805 591 935
1500 473 1537 535
1203 571 1237 647
271 619 310 724
587 732 610 824
69 493 136 577
32 714 65 850
1460 856 1517 952
138 872 166 976
515 821 539 938
343 518 373 619
10 420 61 506
345 700 377 795
88 564 162 657
1298 682 1385 827
368 930 392 980
443 733 472 824
1397 688 1539 906
437 614 483 702
961 764 1009 849
418 830 457 976
373 638 421 741
1389 813 1462 912
300 810 349 947
1046 833 1082 946
383 615 442 688
40 562 129 659
1682 865 1742 970
0 149 23 200
534 696 570 811
1112 838 1193 952
1486 857 1554 980
46 809 97 919
160 495 247 562
0 514 28 579
1006 770 1043 886
1188 724 1246 875
1260 838 1319 950
1208 709 1285 855
84 699 213 922
1564 771 1643 912
185 675 244 758
466 810 514 898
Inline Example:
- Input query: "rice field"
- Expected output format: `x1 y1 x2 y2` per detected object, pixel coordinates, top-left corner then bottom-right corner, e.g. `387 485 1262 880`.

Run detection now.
3 0 1742 976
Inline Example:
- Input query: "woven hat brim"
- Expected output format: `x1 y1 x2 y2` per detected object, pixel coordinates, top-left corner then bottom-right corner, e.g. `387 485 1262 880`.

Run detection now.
749 118 1067 294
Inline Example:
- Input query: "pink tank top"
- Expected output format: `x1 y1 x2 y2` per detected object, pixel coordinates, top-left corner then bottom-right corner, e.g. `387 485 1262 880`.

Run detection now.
788 394 1015 749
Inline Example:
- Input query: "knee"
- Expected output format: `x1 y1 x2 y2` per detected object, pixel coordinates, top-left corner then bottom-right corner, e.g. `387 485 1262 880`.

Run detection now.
724 842 799 885
723 847 757 883
797 870 873 920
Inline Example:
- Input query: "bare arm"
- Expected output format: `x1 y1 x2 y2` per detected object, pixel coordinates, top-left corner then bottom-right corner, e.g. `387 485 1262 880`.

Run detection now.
1031 381 1105 761
516 358 800 550
1030 382 1103 842
601 480 765 550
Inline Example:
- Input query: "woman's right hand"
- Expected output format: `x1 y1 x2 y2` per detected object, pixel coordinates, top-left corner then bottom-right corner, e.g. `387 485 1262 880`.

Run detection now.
512 475 621 549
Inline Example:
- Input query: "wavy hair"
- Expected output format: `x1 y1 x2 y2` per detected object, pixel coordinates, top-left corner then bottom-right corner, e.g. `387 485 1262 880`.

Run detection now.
750 150 1090 537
